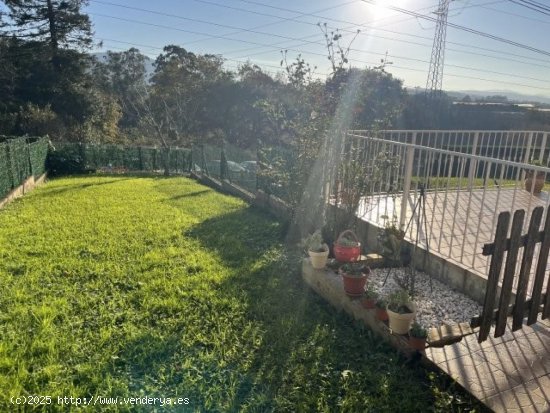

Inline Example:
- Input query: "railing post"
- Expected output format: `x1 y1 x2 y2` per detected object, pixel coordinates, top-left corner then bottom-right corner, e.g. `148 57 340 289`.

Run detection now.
523 131 534 164
400 133 416 229
540 132 548 165
467 132 479 189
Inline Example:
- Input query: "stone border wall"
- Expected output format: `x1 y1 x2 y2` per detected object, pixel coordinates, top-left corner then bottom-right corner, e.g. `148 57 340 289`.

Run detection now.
190 171 292 222
0 173 47 210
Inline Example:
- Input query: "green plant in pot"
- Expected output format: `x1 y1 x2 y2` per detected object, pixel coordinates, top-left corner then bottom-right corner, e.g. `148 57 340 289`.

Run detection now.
409 322 428 351
360 285 378 309
377 216 406 266
386 290 416 335
375 298 388 321
339 263 370 297
300 230 329 269
525 159 547 194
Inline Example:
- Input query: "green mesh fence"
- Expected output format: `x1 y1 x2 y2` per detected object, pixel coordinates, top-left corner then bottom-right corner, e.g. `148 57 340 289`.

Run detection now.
47 143 192 176
0 136 49 200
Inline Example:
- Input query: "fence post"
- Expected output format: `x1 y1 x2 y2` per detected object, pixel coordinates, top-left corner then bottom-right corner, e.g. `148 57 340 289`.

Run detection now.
5 143 14 189
26 140 34 179
467 132 479 190
399 133 416 229
138 147 144 171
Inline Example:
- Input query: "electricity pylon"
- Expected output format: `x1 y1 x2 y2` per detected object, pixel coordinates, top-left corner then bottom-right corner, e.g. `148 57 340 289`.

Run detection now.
426 0 453 98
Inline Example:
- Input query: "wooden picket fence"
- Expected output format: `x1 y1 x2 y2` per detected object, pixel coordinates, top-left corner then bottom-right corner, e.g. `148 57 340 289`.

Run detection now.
471 205 550 343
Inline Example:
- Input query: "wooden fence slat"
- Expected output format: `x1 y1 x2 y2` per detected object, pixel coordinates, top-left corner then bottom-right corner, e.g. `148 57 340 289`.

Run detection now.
528 209 550 325
479 212 510 342
513 206 544 331
495 209 525 337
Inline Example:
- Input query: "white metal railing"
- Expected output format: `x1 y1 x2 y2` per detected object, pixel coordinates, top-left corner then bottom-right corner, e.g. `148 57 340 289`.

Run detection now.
345 130 550 292
349 130 550 166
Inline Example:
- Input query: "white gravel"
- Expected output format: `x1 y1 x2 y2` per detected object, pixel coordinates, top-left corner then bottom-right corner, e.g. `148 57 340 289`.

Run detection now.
368 267 483 329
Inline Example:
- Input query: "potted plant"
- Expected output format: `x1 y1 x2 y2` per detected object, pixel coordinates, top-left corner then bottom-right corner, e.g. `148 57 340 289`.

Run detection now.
409 322 428 351
360 285 378 309
334 230 361 262
386 290 416 335
525 159 546 194
301 230 329 269
377 217 406 266
375 298 388 321
339 263 370 297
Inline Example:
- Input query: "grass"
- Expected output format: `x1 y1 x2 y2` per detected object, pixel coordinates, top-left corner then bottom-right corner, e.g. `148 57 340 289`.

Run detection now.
0 175 487 412
413 176 550 191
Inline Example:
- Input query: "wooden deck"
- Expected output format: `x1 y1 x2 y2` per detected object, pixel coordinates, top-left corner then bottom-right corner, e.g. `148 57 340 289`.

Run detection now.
427 318 550 412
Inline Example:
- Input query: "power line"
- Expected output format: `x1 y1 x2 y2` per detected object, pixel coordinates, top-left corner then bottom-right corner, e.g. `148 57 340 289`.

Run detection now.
89 13 550 86
361 0 550 57
90 0 550 70
508 0 550 16
91 0 361 48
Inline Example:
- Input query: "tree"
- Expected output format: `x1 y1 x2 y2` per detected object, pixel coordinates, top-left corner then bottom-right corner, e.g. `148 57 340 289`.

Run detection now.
92 48 148 131
3 0 92 52
148 45 233 145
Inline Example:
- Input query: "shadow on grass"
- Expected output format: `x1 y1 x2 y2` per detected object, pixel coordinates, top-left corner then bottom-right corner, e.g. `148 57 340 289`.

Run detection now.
105 205 488 412
39 176 132 197
165 189 211 202
180 207 420 411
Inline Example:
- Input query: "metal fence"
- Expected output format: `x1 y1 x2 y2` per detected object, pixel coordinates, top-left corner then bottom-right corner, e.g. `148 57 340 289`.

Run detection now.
49 142 192 175
191 142 257 193
346 130 550 291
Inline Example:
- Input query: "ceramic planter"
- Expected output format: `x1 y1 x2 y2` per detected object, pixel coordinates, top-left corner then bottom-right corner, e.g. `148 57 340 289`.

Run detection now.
333 230 361 262
308 244 329 269
387 303 416 335
340 271 368 297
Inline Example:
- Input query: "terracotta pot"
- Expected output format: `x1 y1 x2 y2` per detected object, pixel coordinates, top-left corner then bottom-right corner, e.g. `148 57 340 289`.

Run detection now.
308 244 329 269
376 307 388 321
340 271 368 297
387 303 416 335
333 230 361 262
409 336 427 351
361 297 376 309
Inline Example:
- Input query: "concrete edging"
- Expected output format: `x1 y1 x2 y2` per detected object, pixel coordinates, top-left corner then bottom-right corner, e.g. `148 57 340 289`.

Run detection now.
0 173 47 210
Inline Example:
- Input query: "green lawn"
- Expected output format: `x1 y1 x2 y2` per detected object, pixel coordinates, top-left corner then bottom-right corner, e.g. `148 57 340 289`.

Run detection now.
0 176 485 412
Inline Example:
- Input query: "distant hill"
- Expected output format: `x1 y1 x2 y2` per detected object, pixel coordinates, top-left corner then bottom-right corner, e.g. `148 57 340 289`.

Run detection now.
406 87 550 105
447 90 550 105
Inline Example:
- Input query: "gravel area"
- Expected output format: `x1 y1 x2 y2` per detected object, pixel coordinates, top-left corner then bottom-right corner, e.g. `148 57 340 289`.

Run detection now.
369 267 483 329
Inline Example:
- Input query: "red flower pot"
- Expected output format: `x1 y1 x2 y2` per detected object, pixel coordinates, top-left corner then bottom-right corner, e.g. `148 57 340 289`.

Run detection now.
341 272 367 297
409 336 427 351
333 230 361 262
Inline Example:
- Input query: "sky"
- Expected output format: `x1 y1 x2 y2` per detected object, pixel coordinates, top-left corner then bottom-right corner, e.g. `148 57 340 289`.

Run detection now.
51 0 550 98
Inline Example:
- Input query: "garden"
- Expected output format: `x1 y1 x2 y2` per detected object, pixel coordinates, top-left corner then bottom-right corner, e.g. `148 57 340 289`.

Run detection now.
0 174 488 412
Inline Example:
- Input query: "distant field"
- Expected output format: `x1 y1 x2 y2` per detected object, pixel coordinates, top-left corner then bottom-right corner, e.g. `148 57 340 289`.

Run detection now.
0 176 486 412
